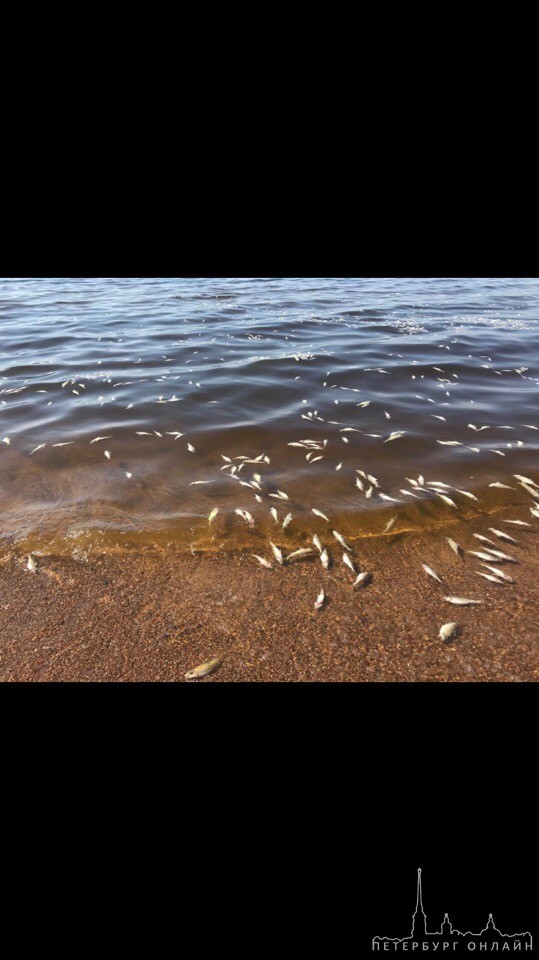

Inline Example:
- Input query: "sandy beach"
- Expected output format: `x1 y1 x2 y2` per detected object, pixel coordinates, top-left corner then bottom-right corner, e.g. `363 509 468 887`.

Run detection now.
2 504 538 683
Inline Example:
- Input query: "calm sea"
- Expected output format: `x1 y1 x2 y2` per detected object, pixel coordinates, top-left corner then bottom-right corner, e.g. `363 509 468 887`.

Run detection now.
1 277 538 555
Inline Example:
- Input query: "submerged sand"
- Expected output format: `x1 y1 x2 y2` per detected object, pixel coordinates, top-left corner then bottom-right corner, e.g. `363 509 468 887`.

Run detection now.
1 505 538 682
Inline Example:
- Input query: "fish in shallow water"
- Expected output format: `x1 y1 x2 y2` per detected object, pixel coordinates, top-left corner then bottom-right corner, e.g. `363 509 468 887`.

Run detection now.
353 572 371 587
27 554 38 573
444 597 483 606
252 555 272 569
488 528 518 544
422 564 444 584
446 538 462 558
439 622 459 643
185 656 225 680
314 590 325 610
343 553 356 574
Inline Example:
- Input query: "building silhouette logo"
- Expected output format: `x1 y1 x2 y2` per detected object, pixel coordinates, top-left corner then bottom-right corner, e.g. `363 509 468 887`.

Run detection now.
372 868 532 952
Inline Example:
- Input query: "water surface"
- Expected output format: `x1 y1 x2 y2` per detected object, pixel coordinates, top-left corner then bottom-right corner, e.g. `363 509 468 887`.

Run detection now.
1 277 538 556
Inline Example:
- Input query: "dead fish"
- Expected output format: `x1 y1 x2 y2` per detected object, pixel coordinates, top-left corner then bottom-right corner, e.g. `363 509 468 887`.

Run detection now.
444 597 483 606
236 509 255 527
314 590 325 611
439 622 459 643
480 564 514 583
185 656 225 681
469 550 499 562
276 490 289 500
269 542 284 565
355 478 364 491
488 528 518 544
270 508 280 524
313 535 323 554
208 508 219 525
282 513 293 530
187 443 196 453
477 572 504 584
489 482 514 490
104 451 112 460
125 472 133 479
27 555 38 573
514 474 539 488
90 436 113 444
503 520 530 527
379 493 401 503
384 431 406 443
286 548 313 563
2 437 11 445
446 538 462 558
252 555 272 569
343 553 356 574
320 549 330 570
456 489 479 501
437 440 462 446
30 444 46 455
530 505 539 519
473 534 497 546
365 486 373 499
483 549 516 563
383 517 397 534
422 564 444 584
353 572 371 587
333 530 351 550
437 494 458 509
312 509 330 522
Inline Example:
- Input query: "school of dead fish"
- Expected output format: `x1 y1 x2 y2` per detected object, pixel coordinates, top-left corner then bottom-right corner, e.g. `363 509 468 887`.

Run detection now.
2 303 539 679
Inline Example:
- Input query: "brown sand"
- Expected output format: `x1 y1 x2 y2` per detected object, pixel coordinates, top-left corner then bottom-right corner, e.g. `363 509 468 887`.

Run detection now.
1 508 538 682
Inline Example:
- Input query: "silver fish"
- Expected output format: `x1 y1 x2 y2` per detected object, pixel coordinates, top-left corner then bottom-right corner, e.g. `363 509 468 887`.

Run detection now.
312 509 330 522
383 517 397 534
27 554 38 574
314 590 325 611
282 514 293 530
313 535 323 554
444 597 483 606
343 553 356 573
422 564 443 584
269 542 284 565
488 528 518 544
439 622 459 643
320 549 330 570
446 538 462 558
208 508 219 525
286 549 312 563
185 656 225 681
252 555 272 569
353 572 371 587
480 564 513 583
333 530 351 550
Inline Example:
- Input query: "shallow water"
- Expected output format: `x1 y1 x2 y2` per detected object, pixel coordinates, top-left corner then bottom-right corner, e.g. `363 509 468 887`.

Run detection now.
1 277 538 557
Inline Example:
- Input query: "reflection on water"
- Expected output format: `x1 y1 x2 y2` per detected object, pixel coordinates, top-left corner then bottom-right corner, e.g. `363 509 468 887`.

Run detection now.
1 277 538 556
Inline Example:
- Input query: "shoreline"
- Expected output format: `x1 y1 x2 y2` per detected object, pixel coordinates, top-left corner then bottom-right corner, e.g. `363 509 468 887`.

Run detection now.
1 506 538 682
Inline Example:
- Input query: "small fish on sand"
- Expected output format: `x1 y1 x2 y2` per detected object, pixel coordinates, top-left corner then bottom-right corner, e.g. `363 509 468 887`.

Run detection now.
383 517 397 534
208 508 219 525
320 549 330 570
488 528 518 544
333 530 351 550
473 534 497 546
480 564 514 583
313 535 323 554
271 508 280 524
343 553 356 573
436 493 458 509
503 520 530 527
185 656 225 680
422 564 444 584
446 538 462 558
483 549 516 563
312 508 330 522
27 554 38 573
252 555 272 569
286 548 313 563
236 509 254 528
282 513 293 529
314 590 325 610
476 572 504 584
439 622 459 643
270 542 284 565
489 482 514 490
469 550 500 562
444 597 483 606
353 572 371 587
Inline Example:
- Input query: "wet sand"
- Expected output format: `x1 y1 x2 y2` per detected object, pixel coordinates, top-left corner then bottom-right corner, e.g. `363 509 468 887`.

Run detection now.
1 506 538 682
